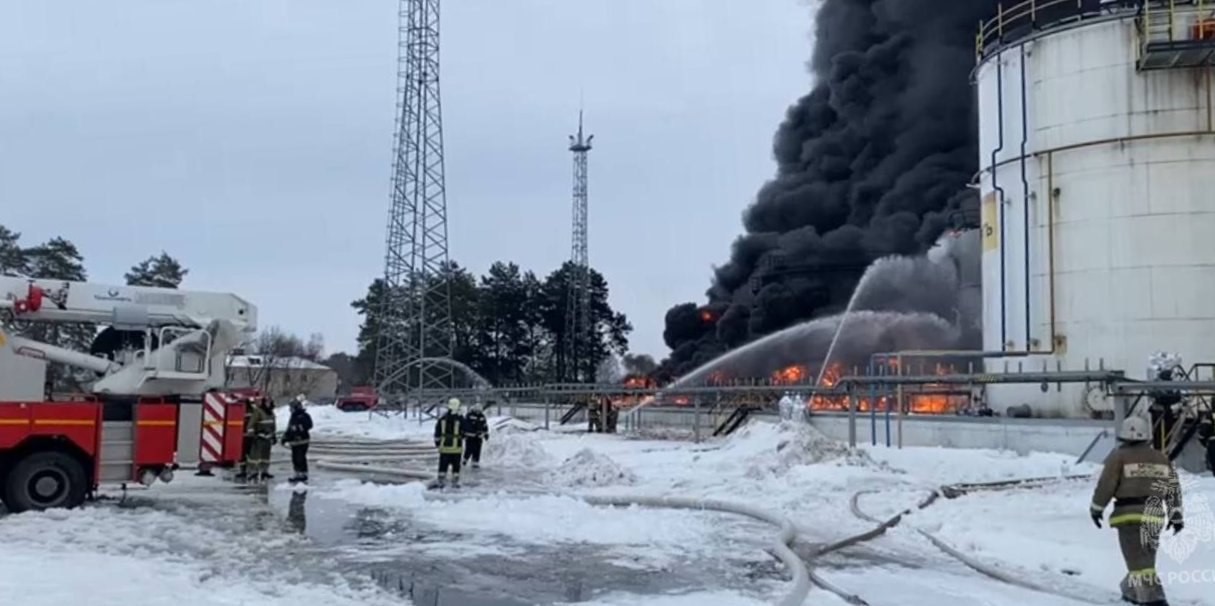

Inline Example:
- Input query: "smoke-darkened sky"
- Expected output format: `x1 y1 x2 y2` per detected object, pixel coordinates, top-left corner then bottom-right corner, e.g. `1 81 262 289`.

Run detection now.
0 0 812 358
660 0 994 377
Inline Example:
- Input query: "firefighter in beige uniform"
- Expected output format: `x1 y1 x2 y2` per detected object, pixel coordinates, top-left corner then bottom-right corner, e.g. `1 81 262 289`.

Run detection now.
1090 415 1184 606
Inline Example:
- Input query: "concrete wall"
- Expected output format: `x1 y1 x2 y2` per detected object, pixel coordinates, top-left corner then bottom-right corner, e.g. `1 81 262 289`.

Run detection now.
807 412 1113 460
499 402 1120 463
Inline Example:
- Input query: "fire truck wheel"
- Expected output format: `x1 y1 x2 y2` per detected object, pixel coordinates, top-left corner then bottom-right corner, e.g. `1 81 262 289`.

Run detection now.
3 451 88 513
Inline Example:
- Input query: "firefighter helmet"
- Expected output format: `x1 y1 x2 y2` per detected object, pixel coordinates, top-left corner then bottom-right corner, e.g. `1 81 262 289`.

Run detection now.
1118 415 1151 442
448 397 461 412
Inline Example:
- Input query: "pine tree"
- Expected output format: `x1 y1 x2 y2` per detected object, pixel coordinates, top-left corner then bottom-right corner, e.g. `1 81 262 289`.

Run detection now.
0 225 27 275
125 252 188 288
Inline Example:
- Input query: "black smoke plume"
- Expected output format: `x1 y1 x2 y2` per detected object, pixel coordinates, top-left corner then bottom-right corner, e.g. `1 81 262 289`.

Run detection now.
658 0 996 381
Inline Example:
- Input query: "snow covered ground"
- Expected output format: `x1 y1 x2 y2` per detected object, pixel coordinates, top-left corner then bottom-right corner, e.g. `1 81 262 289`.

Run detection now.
289 405 1215 605
7 404 1215 606
0 476 404 606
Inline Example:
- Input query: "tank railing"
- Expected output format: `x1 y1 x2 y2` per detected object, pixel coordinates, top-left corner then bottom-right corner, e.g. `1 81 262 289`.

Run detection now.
977 0 1207 61
1140 0 1215 44
977 0 1088 60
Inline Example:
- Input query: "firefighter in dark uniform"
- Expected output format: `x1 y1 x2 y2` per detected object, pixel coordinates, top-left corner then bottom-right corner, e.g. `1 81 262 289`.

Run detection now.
606 399 619 433
434 398 465 488
1147 368 1182 453
1091 415 1184 606
587 397 601 433
282 395 313 483
462 404 489 468
1196 406 1215 477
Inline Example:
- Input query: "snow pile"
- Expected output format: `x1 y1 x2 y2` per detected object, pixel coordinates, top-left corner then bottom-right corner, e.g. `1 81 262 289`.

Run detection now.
746 424 879 479
321 479 719 550
548 448 637 487
716 420 875 479
483 429 553 468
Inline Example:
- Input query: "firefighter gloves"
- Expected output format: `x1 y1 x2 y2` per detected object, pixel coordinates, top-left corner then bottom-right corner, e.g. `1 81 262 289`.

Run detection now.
1169 511 1184 534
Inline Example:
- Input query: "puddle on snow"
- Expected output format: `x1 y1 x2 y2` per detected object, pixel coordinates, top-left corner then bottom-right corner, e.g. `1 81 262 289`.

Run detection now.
267 476 781 605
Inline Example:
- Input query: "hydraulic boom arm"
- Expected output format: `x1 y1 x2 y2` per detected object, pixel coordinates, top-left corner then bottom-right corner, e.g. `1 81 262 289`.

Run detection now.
0 275 256 330
0 274 258 397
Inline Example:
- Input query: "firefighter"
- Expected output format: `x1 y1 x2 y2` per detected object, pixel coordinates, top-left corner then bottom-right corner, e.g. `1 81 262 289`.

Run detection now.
1147 368 1182 453
246 397 277 483
462 403 489 469
433 398 465 488
1196 406 1215 477
259 397 278 480
1090 415 1183 606
282 394 313 483
606 399 619 434
587 397 601 433
236 397 257 482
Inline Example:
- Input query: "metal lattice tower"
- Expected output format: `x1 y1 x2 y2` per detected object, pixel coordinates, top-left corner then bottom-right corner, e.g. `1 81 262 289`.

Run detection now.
373 0 454 401
564 111 593 382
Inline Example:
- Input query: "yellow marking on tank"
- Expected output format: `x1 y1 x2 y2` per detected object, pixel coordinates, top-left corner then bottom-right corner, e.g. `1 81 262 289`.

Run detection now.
0 418 29 425
136 420 176 427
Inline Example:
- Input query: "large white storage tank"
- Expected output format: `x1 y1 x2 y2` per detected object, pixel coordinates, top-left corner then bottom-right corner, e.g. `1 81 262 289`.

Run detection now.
976 1 1215 416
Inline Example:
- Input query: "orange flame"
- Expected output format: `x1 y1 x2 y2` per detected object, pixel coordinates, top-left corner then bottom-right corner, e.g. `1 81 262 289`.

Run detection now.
771 365 808 385
797 362 964 414
623 375 655 389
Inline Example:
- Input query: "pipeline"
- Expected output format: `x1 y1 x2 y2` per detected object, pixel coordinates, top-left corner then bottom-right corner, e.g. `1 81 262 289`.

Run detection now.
994 53 1008 349
1020 42 1031 350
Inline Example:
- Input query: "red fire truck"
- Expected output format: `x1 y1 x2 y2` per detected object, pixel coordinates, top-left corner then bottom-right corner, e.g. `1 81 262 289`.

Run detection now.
336 386 378 412
0 276 257 512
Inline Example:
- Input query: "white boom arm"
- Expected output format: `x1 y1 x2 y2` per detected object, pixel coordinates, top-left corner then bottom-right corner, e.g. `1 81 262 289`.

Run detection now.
0 275 258 397
0 275 255 330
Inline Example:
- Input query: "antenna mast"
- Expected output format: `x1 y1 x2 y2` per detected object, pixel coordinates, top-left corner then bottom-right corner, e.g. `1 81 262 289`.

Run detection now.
564 111 594 381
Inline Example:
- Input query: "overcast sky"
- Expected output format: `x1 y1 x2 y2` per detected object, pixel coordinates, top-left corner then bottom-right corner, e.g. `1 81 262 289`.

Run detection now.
0 0 813 359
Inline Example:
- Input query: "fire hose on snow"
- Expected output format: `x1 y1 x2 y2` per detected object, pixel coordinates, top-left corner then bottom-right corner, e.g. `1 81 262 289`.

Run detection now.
299 437 1097 606
849 487 1109 605
302 436 812 606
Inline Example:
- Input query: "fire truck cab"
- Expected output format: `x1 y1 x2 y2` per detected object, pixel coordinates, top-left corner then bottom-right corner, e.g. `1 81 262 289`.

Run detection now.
0 276 257 513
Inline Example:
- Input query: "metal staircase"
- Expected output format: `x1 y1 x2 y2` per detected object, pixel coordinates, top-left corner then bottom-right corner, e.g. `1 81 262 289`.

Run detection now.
1137 0 1215 70
559 401 587 425
713 405 756 437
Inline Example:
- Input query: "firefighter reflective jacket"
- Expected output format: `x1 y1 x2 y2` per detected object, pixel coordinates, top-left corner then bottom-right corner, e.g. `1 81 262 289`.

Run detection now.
246 403 266 437
1091 441 1182 527
254 404 277 440
434 412 465 454
462 410 489 440
282 408 313 447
